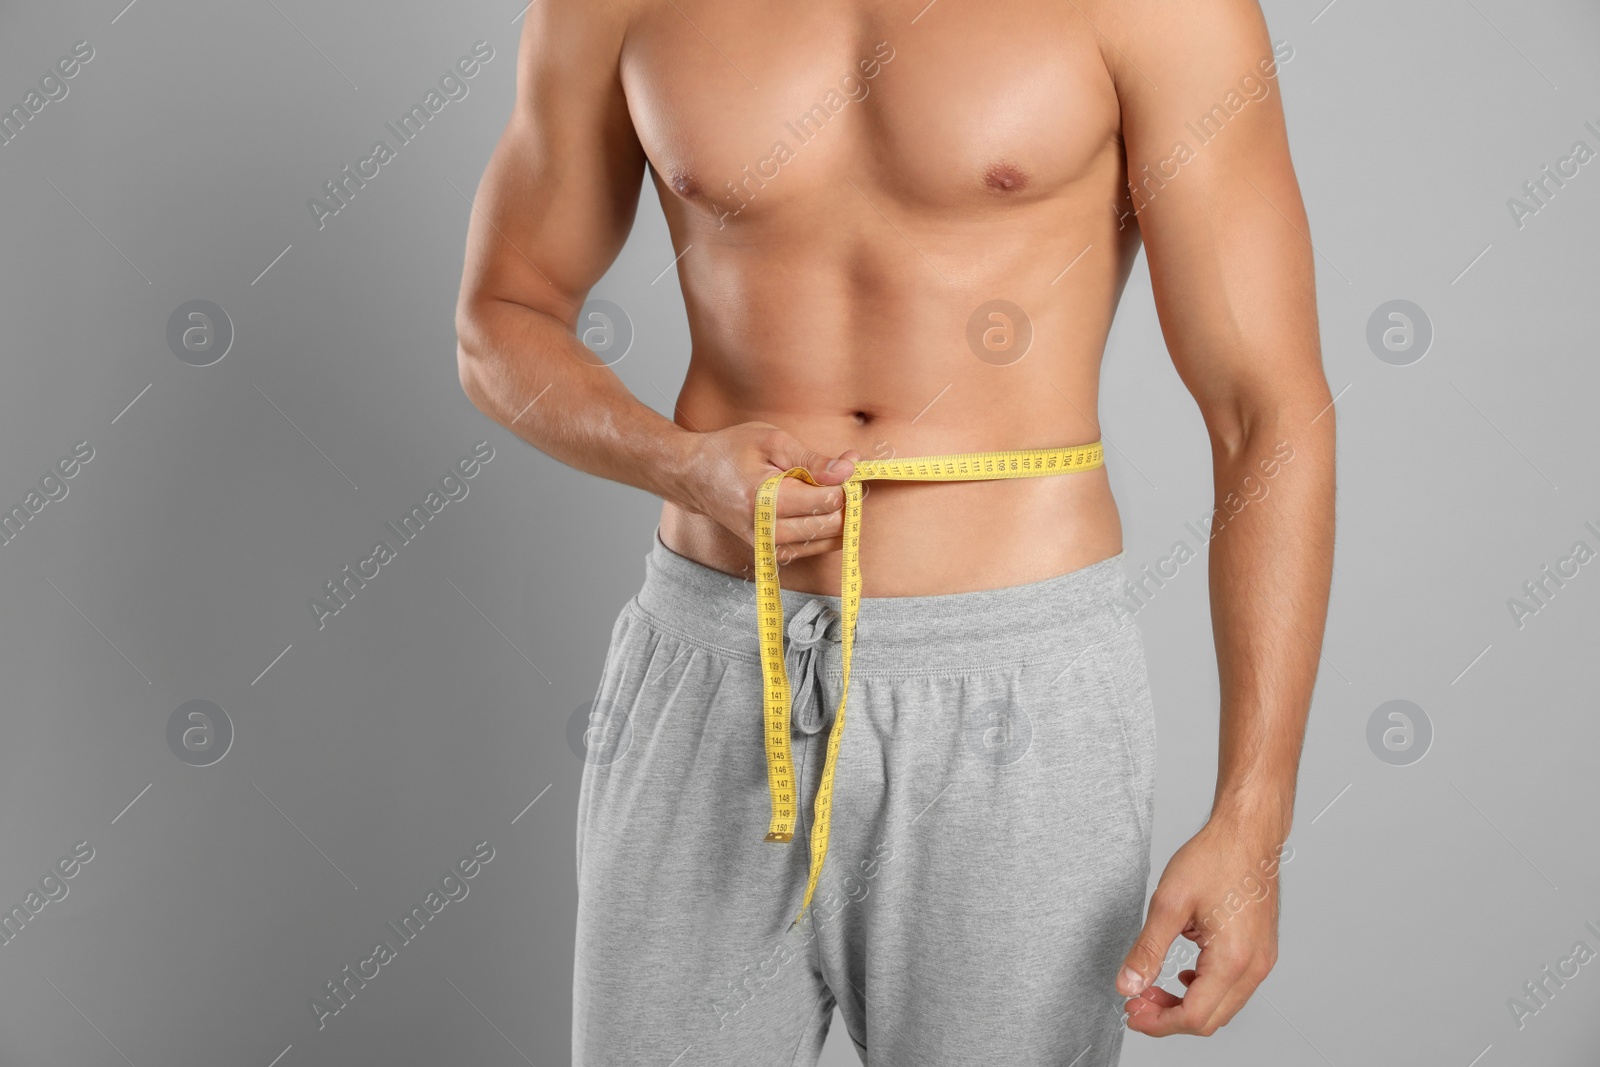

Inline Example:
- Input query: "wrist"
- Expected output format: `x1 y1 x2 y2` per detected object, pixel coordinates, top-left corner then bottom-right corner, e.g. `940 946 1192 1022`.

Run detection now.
652 425 705 512
1207 788 1294 842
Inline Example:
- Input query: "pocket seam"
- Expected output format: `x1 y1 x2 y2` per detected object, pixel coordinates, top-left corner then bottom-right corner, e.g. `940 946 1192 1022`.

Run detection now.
1086 632 1154 843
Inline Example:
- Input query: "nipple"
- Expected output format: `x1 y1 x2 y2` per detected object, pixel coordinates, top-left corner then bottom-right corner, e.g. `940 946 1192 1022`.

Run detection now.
669 170 701 199
983 162 1029 192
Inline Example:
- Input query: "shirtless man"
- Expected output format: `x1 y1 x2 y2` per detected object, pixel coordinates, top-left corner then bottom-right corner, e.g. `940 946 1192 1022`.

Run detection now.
455 0 1333 1061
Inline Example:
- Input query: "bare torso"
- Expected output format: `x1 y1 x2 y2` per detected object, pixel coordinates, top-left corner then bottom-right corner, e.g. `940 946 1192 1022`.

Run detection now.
460 2 1326 1027
621 0 1140 595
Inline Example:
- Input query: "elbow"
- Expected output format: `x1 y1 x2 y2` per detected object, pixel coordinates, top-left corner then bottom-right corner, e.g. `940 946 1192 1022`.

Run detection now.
1207 385 1336 464
454 301 495 414
1202 398 1255 462
454 290 573 422
456 343 487 413
456 340 486 411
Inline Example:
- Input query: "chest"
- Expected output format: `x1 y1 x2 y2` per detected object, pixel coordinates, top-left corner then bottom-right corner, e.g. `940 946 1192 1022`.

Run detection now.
618 0 1122 220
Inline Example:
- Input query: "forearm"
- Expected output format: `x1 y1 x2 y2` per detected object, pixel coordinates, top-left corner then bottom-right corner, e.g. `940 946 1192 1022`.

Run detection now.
1204 393 1335 840
457 296 697 507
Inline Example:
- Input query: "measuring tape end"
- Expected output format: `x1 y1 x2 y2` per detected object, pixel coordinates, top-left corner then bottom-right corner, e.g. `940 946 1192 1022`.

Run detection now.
764 831 794 844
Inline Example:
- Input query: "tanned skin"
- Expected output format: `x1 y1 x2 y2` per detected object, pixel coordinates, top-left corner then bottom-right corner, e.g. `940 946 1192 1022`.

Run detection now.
456 0 1333 1039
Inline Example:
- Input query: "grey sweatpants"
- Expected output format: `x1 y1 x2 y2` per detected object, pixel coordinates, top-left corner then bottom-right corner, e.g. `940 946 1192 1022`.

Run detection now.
574 527 1156 1066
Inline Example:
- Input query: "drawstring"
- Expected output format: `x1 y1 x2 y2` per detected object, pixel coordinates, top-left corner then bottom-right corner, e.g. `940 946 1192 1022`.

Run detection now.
786 598 840 736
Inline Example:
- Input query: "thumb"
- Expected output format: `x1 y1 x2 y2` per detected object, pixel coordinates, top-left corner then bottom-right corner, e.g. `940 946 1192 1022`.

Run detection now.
1118 891 1189 996
769 437 857 485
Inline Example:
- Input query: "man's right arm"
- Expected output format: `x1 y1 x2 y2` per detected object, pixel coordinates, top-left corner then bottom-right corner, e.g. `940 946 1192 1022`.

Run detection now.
454 0 693 501
455 0 856 557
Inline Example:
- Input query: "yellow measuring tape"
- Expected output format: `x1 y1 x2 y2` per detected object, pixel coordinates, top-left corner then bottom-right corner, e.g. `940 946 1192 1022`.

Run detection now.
754 442 1105 927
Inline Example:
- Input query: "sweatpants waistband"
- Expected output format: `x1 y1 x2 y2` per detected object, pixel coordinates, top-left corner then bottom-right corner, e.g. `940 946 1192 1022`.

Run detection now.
631 526 1135 675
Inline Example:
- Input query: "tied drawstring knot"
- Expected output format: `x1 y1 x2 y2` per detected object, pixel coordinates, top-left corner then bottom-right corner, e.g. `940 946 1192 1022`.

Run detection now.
786 598 841 736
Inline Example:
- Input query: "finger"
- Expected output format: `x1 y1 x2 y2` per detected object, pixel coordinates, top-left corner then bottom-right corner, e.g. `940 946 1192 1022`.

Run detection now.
1144 952 1241 1037
774 509 844 544
827 448 863 472
773 535 844 563
1123 982 1180 1017
767 439 857 485
770 479 850 520
1121 970 1217 1037
1194 961 1269 1036
1117 891 1190 997
1122 968 1195 1027
1121 983 1178 1034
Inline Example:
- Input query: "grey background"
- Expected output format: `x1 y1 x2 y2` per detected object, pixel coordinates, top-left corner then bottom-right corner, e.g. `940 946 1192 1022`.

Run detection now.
1 0 1596 1064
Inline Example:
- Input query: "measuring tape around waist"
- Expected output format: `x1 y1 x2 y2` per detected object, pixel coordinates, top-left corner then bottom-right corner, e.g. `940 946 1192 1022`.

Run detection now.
754 441 1105 928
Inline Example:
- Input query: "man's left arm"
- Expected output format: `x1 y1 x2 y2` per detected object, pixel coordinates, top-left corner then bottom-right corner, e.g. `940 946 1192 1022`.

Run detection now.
1094 0 1336 1038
